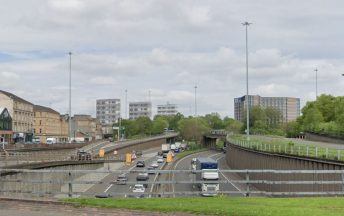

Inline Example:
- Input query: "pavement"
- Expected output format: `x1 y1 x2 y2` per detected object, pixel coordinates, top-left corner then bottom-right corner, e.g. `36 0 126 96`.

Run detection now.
0 199 193 216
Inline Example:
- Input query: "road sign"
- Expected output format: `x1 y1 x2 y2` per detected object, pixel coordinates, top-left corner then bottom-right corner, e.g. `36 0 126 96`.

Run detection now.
167 152 173 163
126 153 132 164
99 149 105 157
113 150 118 155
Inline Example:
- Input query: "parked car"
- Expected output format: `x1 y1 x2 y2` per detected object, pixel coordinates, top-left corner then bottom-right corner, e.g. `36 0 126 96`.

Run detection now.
132 184 145 193
136 172 149 181
136 160 145 167
115 173 128 185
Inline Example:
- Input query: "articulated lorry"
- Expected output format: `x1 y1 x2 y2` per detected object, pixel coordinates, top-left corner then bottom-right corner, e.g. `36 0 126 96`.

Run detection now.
195 157 219 196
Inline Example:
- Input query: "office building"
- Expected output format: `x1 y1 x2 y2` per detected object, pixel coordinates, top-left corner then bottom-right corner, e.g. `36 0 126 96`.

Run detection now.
157 103 178 116
96 99 121 125
234 95 300 123
129 101 152 120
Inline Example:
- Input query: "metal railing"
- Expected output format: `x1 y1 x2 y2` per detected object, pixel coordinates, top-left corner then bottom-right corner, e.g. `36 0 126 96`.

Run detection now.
228 137 344 162
1 168 344 198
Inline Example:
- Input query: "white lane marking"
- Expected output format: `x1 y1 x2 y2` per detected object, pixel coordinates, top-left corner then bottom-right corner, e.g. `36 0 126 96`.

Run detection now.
103 149 156 194
150 162 165 193
216 156 245 196
171 151 212 197
104 184 113 193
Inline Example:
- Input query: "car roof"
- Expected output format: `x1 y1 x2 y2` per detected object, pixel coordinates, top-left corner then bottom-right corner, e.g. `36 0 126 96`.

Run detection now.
134 184 144 187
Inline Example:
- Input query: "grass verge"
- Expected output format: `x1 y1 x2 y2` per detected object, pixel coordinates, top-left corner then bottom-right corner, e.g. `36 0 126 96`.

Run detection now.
63 196 344 216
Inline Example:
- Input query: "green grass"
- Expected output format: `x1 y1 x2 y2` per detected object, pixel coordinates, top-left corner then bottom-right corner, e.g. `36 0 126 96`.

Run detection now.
63 197 344 216
175 147 206 160
229 135 344 162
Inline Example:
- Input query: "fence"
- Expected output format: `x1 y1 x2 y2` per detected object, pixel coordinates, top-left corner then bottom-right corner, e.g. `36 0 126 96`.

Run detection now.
228 138 344 162
1 168 344 198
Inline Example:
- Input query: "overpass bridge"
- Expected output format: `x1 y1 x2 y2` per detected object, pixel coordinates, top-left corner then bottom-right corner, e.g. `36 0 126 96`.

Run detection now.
0 133 178 169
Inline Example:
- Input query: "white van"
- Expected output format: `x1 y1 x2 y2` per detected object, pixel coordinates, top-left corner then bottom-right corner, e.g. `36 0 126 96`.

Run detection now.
46 138 57 145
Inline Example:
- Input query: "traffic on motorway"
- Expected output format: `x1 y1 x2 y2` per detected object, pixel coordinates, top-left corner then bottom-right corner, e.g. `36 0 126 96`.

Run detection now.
90 141 235 199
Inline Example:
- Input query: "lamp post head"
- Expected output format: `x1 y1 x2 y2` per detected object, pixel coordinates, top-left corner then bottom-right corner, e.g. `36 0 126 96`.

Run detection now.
242 22 252 26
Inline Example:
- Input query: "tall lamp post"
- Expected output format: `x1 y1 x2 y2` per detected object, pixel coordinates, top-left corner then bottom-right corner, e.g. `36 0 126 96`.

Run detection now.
194 85 197 117
242 21 252 140
125 89 128 119
315 68 318 100
68 52 72 143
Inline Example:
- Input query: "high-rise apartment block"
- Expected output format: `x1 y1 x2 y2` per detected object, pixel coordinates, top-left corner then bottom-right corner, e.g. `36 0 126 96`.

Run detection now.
234 95 300 123
96 99 121 125
157 103 178 116
129 102 152 120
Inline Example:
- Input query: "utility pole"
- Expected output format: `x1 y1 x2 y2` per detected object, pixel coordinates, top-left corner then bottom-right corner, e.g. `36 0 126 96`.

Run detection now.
68 52 72 143
242 21 252 140
315 68 318 100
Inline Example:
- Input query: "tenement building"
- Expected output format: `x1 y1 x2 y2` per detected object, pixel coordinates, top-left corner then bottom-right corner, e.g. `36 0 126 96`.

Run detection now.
0 90 34 142
0 107 12 143
129 101 152 120
234 95 300 123
33 105 68 144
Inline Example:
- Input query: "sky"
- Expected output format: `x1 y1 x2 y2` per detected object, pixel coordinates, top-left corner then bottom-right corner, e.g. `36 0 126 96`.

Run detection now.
1 0 344 118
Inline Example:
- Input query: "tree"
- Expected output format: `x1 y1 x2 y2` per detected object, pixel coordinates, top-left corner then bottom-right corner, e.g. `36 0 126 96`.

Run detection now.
301 103 324 132
178 117 210 143
151 117 168 135
135 116 152 135
203 113 224 129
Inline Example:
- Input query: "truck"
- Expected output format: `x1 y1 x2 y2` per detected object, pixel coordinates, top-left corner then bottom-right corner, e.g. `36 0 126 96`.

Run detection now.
170 144 176 152
161 144 171 153
46 137 57 145
195 157 219 196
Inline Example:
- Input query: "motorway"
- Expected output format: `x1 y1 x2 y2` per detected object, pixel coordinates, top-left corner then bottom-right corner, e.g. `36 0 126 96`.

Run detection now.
170 150 244 197
84 147 245 198
85 147 164 197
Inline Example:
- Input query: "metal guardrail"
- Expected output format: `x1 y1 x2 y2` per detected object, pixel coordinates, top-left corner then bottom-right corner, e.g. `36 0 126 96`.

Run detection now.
1 168 344 198
228 137 344 162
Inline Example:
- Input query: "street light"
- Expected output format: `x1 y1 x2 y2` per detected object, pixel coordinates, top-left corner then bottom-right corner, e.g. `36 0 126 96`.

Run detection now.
242 21 252 140
315 68 318 99
194 85 197 117
68 52 72 143
125 89 128 119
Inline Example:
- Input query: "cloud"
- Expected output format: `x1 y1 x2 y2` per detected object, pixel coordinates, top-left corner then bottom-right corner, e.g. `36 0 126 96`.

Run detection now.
0 1 344 118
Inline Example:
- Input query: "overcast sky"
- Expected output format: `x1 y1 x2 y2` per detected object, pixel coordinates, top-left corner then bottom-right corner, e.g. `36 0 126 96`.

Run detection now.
1 0 344 118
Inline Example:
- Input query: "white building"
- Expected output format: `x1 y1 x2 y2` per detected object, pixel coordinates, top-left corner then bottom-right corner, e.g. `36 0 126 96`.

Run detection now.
129 101 152 120
96 99 121 125
157 103 178 116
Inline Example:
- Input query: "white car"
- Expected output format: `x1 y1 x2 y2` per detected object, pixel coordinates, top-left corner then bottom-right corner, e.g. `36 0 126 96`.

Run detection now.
150 162 159 168
157 158 164 163
132 184 145 193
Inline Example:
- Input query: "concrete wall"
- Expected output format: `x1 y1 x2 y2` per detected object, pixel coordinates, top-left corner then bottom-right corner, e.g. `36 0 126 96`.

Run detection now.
226 143 344 194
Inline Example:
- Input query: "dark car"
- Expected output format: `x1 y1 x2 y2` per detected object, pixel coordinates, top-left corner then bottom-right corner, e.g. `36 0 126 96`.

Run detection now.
136 160 145 167
136 172 149 181
136 150 143 157
115 173 128 185
95 193 113 198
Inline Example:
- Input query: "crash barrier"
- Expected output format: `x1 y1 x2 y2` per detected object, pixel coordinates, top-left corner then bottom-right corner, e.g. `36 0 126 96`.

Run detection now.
1 169 344 198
